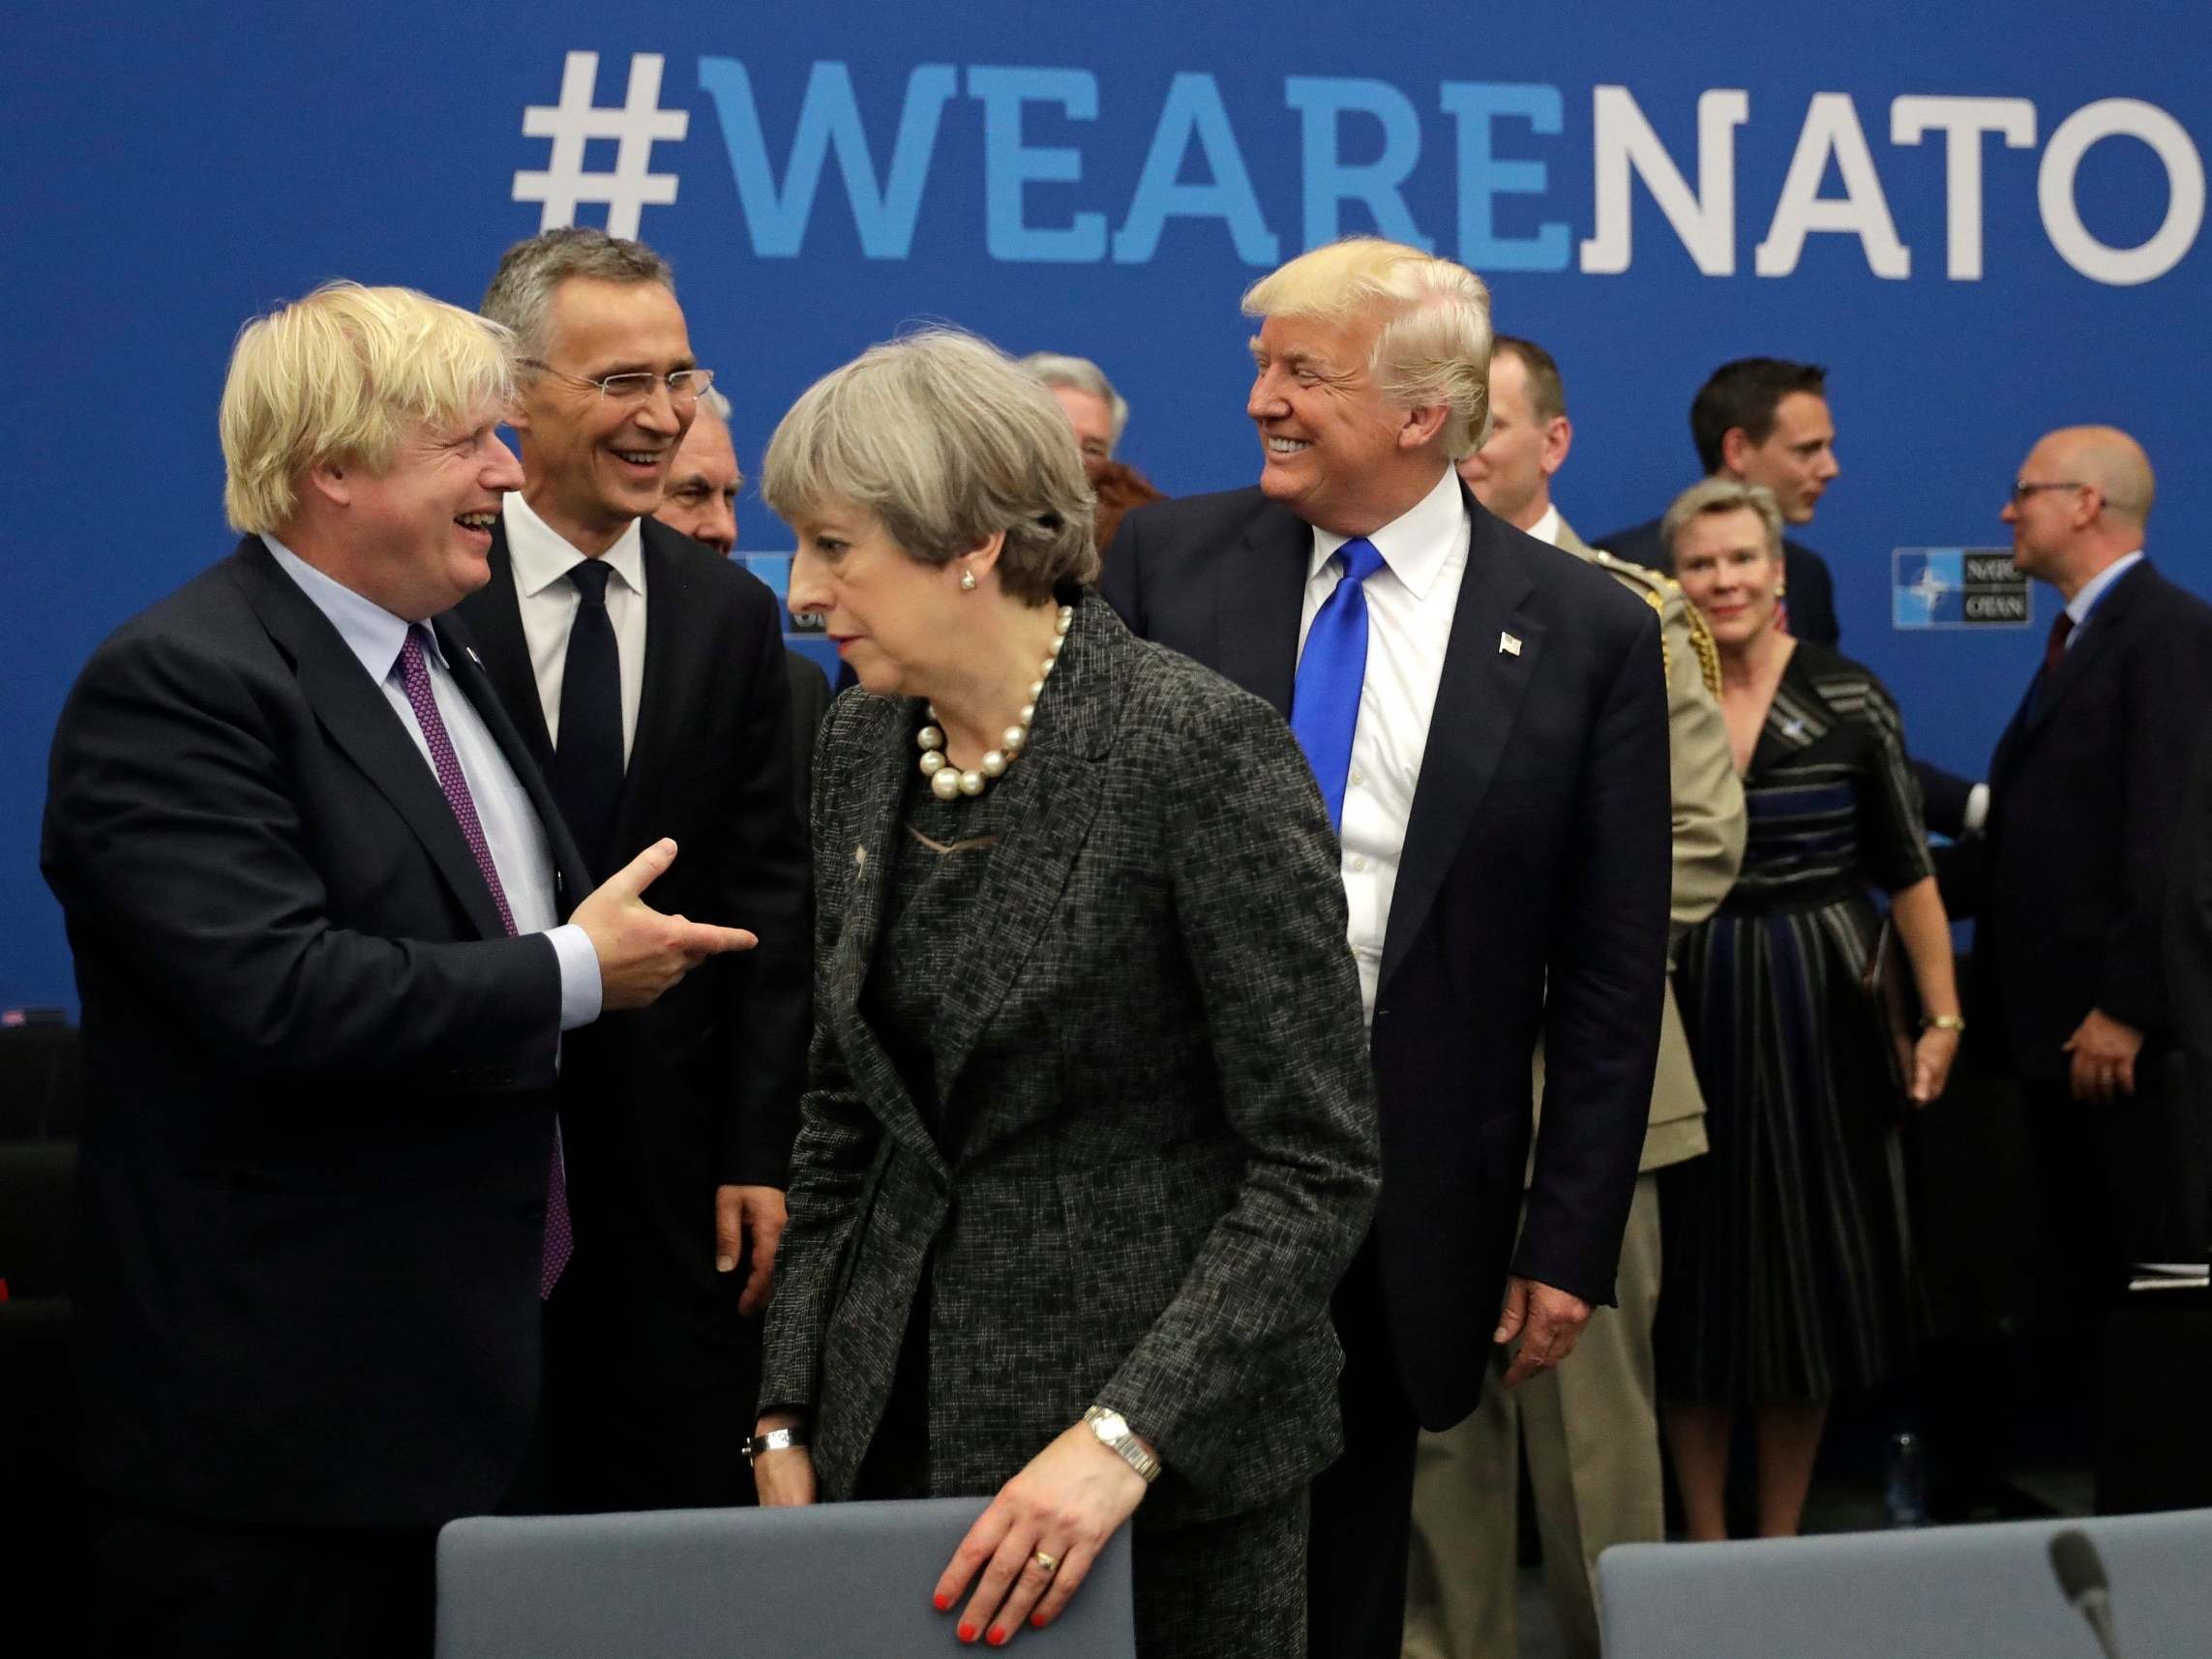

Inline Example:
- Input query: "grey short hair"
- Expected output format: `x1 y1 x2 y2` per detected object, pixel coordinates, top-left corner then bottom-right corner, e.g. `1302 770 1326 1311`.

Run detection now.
1017 352 1128 446
481 226 674 360
1659 477 1784 567
762 328 1097 604
697 387 733 424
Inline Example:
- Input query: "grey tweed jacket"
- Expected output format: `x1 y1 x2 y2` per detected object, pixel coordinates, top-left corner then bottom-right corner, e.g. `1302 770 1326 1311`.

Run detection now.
759 594 1382 1526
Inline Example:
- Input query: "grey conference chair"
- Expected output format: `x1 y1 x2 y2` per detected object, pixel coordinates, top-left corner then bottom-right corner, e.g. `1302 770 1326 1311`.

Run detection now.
437 1496 1137 1658
1597 1507 2212 1659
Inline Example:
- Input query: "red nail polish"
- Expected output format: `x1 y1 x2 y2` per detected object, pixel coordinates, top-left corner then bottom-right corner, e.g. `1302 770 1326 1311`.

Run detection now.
958 1624 977 1644
1031 1612 1048 1628
934 1593 951 1612
987 1630 1007 1647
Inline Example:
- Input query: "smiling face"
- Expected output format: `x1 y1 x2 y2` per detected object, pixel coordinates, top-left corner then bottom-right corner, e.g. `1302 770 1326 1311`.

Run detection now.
783 501 970 696
510 276 696 554
1248 308 1438 537
1671 505 1783 649
1456 348 1568 531
1727 391 1838 523
656 406 742 553
335 403 523 620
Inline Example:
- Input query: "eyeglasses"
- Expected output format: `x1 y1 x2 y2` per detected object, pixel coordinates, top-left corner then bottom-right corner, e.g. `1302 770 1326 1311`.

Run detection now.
2009 479 2085 505
520 359 715 405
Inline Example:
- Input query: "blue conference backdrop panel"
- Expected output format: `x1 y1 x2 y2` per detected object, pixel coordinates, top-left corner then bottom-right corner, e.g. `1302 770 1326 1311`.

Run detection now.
3 0 2206 1007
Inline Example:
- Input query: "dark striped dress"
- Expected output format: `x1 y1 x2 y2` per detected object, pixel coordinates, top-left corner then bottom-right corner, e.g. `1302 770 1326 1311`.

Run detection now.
1657 642 1934 1405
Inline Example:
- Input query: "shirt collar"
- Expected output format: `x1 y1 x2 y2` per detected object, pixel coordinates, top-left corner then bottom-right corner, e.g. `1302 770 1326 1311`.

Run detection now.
1307 466 1469 600
2066 549 2143 627
261 535 438 683
503 491 646 601
1526 503 1564 548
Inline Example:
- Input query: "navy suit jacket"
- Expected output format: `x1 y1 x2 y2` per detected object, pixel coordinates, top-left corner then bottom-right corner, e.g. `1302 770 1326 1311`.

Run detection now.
454 518 811 1383
43 538 585 1526
1596 515 1839 649
1103 484 1671 1429
1971 559 2212 1080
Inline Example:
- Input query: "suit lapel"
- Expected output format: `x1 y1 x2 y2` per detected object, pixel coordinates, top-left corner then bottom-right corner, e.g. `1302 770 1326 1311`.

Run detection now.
1993 562 2149 782
1217 504 1309 718
824 698 949 1175
230 540 510 942
612 523 686 857
1380 505 1542 992
462 527 554 774
437 610 588 916
928 599 1121 1112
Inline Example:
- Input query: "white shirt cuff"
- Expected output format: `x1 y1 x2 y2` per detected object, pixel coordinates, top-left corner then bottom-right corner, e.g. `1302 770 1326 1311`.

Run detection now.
1963 782 1991 837
547 924 603 1031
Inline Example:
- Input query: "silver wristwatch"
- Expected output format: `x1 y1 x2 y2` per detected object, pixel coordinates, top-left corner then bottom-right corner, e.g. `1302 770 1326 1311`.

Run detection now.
1083 1406 1162 1484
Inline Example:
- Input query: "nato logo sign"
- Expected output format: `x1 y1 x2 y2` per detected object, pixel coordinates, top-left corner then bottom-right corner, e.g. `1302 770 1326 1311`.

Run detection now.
1894 548 2033 629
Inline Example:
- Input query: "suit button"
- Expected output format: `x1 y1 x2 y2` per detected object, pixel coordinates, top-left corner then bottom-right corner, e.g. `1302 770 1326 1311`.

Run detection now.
523 1201 547 1223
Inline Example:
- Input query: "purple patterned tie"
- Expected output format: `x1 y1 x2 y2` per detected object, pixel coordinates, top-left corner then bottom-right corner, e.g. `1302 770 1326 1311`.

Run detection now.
398 627 572 1297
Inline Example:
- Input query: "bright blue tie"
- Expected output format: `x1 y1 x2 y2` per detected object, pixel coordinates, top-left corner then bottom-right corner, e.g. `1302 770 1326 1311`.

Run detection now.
1290 538 1385 830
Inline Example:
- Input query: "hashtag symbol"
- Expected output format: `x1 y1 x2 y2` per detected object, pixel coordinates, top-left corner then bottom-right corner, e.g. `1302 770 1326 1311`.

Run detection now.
513 51 688 240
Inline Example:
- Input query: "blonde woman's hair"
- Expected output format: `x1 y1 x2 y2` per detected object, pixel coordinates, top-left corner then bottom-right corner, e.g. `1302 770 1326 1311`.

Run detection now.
221 281 515 534
1241 237 1495 459
762 328 1097 603
1659 477 1784 568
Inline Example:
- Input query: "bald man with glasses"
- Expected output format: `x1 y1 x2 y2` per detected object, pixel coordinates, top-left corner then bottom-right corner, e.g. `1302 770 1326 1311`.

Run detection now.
457 227 811 1514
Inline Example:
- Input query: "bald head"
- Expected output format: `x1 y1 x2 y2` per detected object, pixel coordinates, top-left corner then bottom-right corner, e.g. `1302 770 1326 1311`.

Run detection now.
2003 424 2156 597
2040 426 2155 525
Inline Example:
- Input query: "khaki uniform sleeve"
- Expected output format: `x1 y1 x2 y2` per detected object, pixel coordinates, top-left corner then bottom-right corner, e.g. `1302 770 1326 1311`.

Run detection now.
1658 585 1745 935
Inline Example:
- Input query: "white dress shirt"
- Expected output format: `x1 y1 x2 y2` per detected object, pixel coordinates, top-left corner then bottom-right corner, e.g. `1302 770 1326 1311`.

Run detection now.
501 492 647 765
2065 548 2144 638
1525 502 1564 548
262 538 601 1031
1297 466 1471 1021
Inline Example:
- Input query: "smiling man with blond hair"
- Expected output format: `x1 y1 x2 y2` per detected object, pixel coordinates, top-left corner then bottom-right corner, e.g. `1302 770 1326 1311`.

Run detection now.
1103 238 1673 1657
44 281 756 1657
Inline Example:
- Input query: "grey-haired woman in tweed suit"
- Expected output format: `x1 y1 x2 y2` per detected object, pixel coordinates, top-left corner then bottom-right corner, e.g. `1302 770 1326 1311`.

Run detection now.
748 328 1380 1657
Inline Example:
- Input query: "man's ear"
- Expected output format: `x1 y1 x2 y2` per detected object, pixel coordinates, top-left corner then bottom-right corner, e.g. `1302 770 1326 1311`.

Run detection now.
1719 426 1752 477
1397 400 1451 453
305 458 351 509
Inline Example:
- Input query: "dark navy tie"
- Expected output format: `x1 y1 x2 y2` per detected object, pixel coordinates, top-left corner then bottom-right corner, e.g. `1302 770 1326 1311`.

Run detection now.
1290 538 1385 830
554 558 623 878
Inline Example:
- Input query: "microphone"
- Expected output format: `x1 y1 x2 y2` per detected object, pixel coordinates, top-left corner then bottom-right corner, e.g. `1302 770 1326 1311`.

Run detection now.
2048 1528 2125 1659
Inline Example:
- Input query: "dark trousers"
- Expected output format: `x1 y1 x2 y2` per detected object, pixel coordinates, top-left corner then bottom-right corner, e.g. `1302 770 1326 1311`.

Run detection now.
88 1497 435 1659
1306 1239 1422 1659
540 1255 760 1513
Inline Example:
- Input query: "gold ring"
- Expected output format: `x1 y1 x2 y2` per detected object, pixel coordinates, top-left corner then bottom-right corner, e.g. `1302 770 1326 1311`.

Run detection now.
1033 1551 1060 1575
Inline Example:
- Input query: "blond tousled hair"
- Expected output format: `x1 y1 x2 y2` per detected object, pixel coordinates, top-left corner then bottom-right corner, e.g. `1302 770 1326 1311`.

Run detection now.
1241 237 1495 459
1659 477 1785 568
220 281 516 535
762 328 1097 604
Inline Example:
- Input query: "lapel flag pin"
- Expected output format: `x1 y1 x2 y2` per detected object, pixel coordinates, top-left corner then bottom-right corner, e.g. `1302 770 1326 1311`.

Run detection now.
1500 632 1523 657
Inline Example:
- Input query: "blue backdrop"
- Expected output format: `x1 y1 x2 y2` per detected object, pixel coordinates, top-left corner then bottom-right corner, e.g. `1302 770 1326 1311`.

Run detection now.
5 0 2207 1008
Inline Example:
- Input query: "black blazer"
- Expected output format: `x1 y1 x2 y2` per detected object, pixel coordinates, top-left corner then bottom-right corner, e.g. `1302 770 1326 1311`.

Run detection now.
42 538 585 1527
454 518 812 1380
760 599 1380 1524
1104 486 1671 1429
1597 516 1839 648
1970 559 2212 1081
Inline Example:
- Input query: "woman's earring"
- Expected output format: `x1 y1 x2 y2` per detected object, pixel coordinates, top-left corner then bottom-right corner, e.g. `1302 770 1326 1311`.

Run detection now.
1776 580 1789 598
959 567 978 592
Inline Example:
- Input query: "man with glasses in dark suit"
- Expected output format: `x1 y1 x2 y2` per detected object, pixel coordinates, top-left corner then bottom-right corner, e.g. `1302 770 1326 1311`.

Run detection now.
461 228 811 1513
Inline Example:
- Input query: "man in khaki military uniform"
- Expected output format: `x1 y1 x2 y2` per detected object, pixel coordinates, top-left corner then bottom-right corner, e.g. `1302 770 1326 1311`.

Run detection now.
1405 337 1745 1659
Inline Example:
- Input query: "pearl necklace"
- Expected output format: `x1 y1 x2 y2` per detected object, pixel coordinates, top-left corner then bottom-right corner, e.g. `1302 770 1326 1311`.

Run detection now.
917 604 1074 801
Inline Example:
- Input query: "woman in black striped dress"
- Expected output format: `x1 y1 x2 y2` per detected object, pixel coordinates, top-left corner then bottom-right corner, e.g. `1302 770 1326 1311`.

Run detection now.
1654 480 1961 1540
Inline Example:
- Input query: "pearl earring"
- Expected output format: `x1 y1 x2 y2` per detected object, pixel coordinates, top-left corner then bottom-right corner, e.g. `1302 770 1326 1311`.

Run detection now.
959 568 978 591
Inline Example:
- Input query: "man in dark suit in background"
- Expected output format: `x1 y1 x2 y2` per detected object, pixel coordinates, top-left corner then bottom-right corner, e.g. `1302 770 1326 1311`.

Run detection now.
1597 357 1840 648
43 282 756 1656
1974 426 2212 1330
1104 238 1670 1659
652 383 834 815
463 229 811 1512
